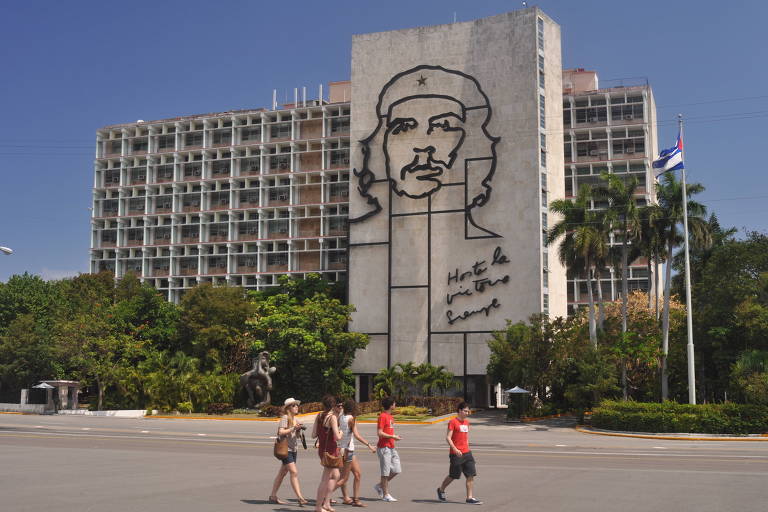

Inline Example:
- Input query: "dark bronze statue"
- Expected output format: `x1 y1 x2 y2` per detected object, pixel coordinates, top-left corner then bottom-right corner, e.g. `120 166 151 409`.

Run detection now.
240 351 276 408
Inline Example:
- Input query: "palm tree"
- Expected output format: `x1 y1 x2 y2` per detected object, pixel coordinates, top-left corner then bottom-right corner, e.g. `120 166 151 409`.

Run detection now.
415 363 458 396
592 173 643 336
547 185 609 346
638 204 668 316
655 173 710 401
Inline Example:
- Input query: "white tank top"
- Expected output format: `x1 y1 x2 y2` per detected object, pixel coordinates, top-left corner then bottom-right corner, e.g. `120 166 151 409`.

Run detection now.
339 413 355 451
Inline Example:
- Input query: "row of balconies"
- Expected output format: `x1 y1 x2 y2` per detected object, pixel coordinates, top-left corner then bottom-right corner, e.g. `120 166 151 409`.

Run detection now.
99 154 349 187
100 118 350 158
94 250 347 277
95 185 348 217
95 218 348 248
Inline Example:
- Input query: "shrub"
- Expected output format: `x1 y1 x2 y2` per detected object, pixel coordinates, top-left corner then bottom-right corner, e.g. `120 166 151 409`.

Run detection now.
591 400 768 435
206 402 233 415
176 401 193 414
394 406 428 416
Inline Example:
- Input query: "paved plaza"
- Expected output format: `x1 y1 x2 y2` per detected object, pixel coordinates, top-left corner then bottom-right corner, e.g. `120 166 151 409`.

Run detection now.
1 411 766 512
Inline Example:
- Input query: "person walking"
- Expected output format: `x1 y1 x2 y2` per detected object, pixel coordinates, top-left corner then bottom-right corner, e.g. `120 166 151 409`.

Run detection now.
436 402 482 505
314 396 343 512
269 398 309 505
335 398 376 507
374 396 401 502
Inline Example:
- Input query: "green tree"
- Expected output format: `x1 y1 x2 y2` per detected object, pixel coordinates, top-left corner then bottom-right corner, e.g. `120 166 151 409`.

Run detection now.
731 350 768 405
547 185 609 345
654 172 710 400
0 314 60 392
177 284 253 373
415 363 458 396
247 292 368 402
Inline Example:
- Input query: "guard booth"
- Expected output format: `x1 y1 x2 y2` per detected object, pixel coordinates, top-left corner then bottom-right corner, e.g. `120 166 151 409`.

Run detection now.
504 386 531 422
37 381 80 411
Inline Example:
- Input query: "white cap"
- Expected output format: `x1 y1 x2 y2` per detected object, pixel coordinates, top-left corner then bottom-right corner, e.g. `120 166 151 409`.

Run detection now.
284 398 301 407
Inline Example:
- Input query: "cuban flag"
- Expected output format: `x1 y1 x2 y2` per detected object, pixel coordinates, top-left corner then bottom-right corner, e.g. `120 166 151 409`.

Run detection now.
653 134 684 173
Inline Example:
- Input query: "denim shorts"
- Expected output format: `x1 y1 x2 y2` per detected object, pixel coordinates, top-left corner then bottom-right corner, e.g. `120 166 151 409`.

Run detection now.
343 449 355 463
282 450 298 465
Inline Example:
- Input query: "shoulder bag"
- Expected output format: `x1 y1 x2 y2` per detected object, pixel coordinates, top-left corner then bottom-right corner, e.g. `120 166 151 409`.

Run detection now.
274 421 289 460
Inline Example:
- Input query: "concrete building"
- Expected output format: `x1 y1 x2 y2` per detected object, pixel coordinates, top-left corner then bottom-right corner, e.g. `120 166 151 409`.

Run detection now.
346 9 566 405
561 69 659 313
91 83 352 303
90 8 659 405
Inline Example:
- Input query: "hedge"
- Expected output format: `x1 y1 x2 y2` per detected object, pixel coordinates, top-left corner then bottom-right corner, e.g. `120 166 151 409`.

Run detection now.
591 400 768 435
257 396 463 418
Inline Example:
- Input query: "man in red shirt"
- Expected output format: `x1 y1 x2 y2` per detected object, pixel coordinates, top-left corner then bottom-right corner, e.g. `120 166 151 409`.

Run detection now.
374 396 402 502
436 402 482 505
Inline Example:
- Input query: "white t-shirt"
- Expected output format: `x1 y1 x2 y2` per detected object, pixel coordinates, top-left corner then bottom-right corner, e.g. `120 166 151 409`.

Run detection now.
279 415 298 452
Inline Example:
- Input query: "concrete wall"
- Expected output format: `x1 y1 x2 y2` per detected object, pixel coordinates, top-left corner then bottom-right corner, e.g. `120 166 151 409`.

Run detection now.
348 8 565 378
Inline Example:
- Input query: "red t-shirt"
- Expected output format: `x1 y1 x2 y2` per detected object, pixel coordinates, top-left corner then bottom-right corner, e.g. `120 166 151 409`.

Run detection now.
377 411 396 448
448 417 470 454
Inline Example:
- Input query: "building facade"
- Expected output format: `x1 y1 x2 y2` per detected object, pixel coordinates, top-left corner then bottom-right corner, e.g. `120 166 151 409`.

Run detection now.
346 9 566 405
91 83 352 303
561 69 659 313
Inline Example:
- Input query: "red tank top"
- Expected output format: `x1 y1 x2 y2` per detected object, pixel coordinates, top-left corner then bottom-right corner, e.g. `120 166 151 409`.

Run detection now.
317 413 338 458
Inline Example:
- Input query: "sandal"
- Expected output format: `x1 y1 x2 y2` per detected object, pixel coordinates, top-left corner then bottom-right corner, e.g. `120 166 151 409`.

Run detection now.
352 499 367 507
342 498 354 505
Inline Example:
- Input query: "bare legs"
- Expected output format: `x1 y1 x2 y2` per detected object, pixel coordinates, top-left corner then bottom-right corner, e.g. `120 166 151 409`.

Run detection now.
337 456 363 503
271 462 306 504
379 472 397 496
316 467 340 512
438 476 475 500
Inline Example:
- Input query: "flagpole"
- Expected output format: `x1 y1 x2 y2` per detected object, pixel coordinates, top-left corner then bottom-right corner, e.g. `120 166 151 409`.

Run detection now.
679 114 697 404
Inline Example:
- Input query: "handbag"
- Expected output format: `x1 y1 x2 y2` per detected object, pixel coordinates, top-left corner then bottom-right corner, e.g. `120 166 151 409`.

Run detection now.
274 423 289 460
320 417 343 468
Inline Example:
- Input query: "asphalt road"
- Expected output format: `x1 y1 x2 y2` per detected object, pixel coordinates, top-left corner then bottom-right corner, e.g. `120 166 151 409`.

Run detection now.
0 412 766 512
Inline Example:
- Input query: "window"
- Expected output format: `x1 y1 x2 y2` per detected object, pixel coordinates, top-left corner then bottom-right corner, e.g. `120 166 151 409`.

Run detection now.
543 293 549 314
209 224 228 237
213 130 231 145
242 158 260 173
331 118 350 134
184 164 202 178
241 128 260 142
108 140 122 155
238 222 259 235
541 189 547 208
267 253 288 266
329 250 346 264
270 123 291 139
541 212 548 231
269 186 289 201
329 216 348 232
330 150 350 166
537 18 544 50
157 165 174 180
540 149 547 168
158 135 175 150
543 270 548 288
184 132 203 147
543 252 549 270
132 138 148 153
212 161 230 176
539 95 546 129
538 55 544 71
329 183 348 198
610 103 644 122
270 155 290 171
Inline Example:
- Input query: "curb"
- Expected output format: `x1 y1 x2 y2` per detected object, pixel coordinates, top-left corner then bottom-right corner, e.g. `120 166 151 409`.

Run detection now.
575 425 768 441
521 412 574 422
146 412 455 425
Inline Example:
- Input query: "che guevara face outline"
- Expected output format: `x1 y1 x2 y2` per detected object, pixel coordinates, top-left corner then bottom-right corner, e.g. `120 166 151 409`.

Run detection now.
383 95 467 199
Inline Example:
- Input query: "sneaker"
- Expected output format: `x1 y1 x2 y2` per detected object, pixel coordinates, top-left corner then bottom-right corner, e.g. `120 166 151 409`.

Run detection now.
437 488 447 502
383 494 398 502
466 497 483 505
373 484 383 499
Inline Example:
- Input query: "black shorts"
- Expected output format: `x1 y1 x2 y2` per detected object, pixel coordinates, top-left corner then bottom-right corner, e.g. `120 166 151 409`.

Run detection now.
448 451 476 479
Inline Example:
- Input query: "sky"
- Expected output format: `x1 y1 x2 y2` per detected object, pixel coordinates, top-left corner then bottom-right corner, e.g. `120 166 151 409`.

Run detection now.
1 0 767 282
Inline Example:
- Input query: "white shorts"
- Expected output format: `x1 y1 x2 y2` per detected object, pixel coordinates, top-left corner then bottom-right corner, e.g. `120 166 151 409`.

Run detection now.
377 447 401 476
